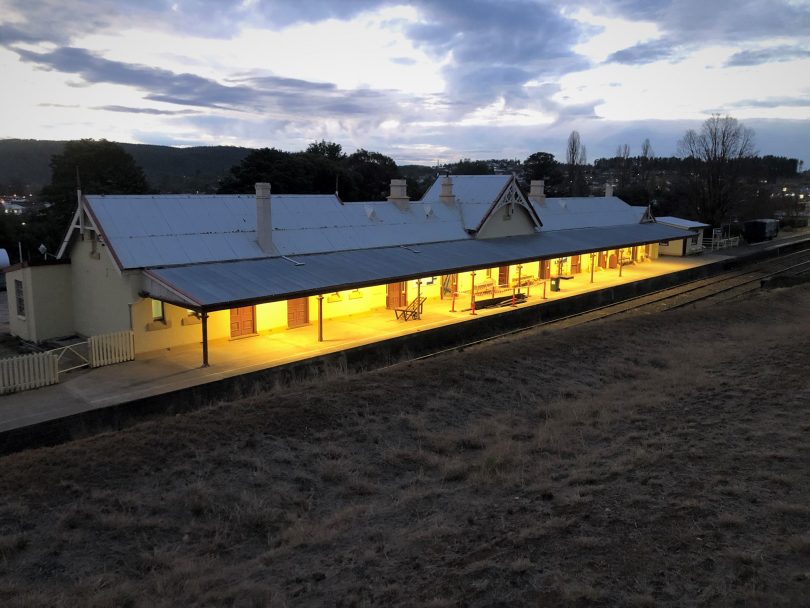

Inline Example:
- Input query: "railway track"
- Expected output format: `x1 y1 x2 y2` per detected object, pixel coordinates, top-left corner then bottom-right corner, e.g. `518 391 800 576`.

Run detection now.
399 245 810 365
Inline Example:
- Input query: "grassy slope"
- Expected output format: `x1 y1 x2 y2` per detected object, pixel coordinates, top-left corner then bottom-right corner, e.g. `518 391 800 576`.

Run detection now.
1 285 809 607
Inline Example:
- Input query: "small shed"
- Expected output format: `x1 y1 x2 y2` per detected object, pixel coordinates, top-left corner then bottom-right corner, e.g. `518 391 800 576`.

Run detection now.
655 217 710 256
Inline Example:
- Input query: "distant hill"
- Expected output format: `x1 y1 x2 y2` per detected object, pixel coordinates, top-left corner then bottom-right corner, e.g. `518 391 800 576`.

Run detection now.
0 139 252 194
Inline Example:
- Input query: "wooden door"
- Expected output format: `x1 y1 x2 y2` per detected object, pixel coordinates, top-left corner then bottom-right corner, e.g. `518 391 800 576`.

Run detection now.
538 260 551 279
598 251 607 268
230 306 255 338
386 282 407 309
287 297 309 328
498 266 509 287
570 255 581 274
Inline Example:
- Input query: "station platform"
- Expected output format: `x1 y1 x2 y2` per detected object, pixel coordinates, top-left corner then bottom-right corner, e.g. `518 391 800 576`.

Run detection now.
1 230 808 453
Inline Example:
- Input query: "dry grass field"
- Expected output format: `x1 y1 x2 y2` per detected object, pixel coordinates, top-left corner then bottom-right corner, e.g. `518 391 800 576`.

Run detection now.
1 284 809 607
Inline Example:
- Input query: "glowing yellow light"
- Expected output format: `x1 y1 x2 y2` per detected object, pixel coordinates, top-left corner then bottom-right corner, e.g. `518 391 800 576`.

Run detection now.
327 292 342 303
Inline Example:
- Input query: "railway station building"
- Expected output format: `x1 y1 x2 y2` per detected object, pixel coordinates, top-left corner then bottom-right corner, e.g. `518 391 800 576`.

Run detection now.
6 174 698 365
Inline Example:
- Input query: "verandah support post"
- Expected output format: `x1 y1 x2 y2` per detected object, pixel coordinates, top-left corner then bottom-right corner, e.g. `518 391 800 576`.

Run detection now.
470 271 477 316
590 253 596 283
416 279 422 319
201 311 209 368
317 295 324 342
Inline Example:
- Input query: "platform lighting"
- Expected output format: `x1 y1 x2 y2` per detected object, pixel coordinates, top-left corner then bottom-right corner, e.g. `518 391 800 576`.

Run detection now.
349 289 363 299
327 292 342 303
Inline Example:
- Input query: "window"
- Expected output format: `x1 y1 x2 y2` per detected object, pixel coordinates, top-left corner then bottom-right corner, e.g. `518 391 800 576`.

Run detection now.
14 280 24 317
151 299 165 322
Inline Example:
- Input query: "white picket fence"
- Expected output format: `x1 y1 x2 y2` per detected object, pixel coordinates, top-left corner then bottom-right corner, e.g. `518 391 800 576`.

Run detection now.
0 352 59 395
0 330 134 395
89 330 134 367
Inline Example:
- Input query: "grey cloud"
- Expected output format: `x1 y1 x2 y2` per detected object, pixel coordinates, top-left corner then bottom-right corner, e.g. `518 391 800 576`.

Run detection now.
606 39 678 65
403 0 591 110
0 23 47 44
14 46 258 109
0 0 390 45
390 57 417 66
12 43 423 124
2 0 594 124
728 97 810 108
94 105 201 115
589 0 810 45
725 45 810 66
38 103 79 108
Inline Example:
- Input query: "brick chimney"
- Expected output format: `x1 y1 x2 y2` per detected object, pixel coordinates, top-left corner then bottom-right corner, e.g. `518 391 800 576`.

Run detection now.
387 178 410 211
528 180 546 204
439 174 455 205
255 182 276 254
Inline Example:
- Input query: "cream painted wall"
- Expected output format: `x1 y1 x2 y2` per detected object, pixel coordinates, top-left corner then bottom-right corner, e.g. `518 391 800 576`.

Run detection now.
658 238 686 256
70 237 139 337
477 206 536 239
4 264 73 343
131 299 232 354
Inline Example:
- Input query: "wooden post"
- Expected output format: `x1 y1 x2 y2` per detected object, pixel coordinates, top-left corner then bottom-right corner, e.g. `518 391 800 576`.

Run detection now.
542 279 546 299
201 311 209 368
470 271 477 315
317 295 324 342
516 265 522 295
590 253 596 284
416 279 422 319
450 286 456 312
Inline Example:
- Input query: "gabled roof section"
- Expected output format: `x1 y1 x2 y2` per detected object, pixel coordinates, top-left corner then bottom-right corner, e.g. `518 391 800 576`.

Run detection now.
474 176 542 237
56 193 105 260
532 196 647 231
420 174 514 232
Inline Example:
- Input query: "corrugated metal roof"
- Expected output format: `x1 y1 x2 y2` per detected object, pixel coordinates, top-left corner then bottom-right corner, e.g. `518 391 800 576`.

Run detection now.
532 196 646 231
656 216 711 229
86 193 468 268
145 222 695 310
420 174 512 231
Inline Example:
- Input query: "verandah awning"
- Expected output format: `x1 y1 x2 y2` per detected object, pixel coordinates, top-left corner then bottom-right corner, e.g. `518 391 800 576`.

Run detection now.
142 222 696 311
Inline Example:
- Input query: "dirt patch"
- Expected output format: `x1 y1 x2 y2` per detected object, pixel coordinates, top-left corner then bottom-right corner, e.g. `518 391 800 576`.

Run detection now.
1 285 809 606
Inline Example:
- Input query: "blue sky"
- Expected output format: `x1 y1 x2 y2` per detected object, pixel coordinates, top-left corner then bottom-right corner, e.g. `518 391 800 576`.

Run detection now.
2 0 809 166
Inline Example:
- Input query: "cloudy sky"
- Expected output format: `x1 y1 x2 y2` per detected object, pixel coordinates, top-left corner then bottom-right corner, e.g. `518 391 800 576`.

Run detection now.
2 0 809 166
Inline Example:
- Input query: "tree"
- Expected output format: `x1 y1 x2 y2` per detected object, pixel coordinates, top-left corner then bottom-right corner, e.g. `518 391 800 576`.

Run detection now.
217 148 307 194
447 158 493 175
40 139 150 250
305 140 345 161
565 131 588 196
522 151 564 195
678 114 755 225
345 149 400 201
615 144 631 190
